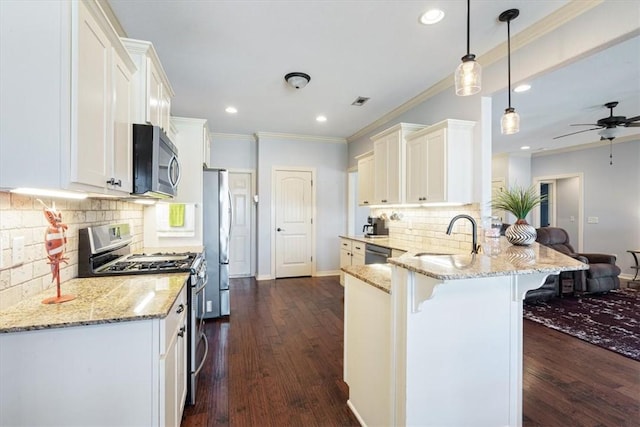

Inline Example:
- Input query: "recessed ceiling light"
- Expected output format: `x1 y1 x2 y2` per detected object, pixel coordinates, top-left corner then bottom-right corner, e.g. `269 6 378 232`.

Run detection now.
513 84 531 93
420 9 445 25
520 146 530 150
225 106 238 114
316 115 327 123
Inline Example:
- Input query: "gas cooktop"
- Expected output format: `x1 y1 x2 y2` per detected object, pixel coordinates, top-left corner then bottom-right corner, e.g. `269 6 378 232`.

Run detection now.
78 224 202 278
99 253 198 274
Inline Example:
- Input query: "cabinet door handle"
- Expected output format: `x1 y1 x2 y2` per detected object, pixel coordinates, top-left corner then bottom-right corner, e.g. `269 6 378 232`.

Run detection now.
363 201 369 204
178 326 186 337
355 246 361 250
176 304 185 314
277 227 285 232
106 178 122 187
381 199 387 203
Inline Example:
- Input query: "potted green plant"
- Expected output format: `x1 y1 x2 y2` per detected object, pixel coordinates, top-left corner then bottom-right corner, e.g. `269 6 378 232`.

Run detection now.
491 185 546 245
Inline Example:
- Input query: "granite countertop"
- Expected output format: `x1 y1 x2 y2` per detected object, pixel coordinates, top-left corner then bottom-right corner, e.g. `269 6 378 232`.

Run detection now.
342 237 588 293
0 273 189 333
342 264 392 294
339 234 465 255
390 238 588 280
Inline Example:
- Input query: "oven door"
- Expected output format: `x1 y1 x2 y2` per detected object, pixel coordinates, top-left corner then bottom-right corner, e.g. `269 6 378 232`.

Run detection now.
188 263 209 405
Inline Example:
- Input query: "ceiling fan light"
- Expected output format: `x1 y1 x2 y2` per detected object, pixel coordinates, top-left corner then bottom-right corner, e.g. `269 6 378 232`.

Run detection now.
455 55 481 96
598 127 618 139
501 107 520 135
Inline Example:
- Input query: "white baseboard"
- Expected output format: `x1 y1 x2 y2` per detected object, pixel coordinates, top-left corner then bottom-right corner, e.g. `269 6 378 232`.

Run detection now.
347 400 366 426
314 270 340 277
255 274 274 281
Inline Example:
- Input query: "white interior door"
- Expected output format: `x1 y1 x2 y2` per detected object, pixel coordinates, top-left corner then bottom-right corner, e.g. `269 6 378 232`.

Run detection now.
274 169 313 278
229 171 252 277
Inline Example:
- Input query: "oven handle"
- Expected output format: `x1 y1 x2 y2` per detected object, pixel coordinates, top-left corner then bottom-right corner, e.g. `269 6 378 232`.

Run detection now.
195 332 209 376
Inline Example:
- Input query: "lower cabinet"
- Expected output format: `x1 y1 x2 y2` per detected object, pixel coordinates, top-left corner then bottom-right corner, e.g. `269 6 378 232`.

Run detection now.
344 273 392 426
161 286 188 427
339 238 365 285
0 285 188 427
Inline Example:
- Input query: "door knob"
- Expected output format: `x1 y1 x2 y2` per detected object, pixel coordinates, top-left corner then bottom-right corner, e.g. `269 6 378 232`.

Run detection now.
277 227 285 232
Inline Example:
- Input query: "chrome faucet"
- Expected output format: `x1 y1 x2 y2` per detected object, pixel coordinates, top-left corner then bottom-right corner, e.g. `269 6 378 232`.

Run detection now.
446 214 481 254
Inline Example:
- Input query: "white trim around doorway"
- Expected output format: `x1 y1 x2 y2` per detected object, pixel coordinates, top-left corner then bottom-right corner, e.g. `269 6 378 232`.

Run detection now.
532 173 584 252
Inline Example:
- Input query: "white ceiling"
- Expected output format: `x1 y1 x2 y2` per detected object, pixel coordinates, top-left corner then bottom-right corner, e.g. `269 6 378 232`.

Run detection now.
108 0 639 154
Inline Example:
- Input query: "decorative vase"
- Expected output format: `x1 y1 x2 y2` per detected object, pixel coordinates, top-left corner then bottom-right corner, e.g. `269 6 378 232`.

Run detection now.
505 222 537 246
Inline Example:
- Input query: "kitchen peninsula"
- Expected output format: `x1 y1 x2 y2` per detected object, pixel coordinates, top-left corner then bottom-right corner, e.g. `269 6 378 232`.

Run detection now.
343 238 587 427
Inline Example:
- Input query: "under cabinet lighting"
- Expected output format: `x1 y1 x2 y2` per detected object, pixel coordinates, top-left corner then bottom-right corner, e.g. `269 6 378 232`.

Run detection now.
133 199 157 205
10 188 88 200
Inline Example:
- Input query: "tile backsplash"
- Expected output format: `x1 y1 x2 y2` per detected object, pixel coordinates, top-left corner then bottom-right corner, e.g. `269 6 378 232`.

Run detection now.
0 192 144 310
371 204 483 252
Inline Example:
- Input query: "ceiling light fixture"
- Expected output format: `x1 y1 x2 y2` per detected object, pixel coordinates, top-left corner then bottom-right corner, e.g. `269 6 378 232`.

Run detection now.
455 0 481 96
420 9 445 25
284 72 310 89
316 115 327 122
513 83 531 93
225 106 237 114
499 8 520 135
520 145 530 150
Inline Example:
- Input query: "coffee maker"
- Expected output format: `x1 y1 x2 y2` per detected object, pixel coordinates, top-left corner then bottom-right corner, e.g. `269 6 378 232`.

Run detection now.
362 216 388 237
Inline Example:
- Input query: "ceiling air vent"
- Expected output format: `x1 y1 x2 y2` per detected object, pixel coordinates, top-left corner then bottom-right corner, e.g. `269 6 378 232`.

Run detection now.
351 96 370 106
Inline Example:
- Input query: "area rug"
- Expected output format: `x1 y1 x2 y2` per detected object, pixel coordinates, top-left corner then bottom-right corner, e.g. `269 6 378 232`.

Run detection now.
523 288 640 361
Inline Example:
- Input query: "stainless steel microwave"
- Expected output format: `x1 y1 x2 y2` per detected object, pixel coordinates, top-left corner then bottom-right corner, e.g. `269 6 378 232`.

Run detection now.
132 124 180 198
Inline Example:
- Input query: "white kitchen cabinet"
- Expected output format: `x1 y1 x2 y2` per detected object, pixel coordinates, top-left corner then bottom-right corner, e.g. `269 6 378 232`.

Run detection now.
356 151 374 206
371 123 426 205
0 284 188 427
405 119 475 204
203 126 212 167
339 238 366 285
143 117 209 248
161 287 188 427
122 38 175 133
0 0 136 195
344 272 392 426
112 47 135 192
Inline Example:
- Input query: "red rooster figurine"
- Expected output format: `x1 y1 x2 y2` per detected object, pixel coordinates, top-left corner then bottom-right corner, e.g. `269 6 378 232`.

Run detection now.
38 200 75 304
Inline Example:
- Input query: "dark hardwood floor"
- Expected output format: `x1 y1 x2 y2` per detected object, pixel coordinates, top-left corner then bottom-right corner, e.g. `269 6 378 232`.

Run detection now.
182 276 639 427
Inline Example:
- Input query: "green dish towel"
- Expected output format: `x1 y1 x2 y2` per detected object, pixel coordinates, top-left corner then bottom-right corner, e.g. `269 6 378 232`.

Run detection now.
168 203 185 227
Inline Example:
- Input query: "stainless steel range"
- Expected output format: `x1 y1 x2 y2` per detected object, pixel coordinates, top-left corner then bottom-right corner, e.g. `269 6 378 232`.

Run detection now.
78 223 208 406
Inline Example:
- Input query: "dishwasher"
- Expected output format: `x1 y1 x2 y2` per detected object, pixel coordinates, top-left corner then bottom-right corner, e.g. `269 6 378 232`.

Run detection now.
365 243 392 264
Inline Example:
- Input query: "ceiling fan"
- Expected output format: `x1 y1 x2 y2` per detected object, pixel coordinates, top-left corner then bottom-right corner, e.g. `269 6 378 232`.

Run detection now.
553 101 640 141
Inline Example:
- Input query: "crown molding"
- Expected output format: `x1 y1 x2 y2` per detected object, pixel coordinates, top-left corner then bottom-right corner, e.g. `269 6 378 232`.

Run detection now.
210 132 256 142
255 132 347 144
347 0 603 143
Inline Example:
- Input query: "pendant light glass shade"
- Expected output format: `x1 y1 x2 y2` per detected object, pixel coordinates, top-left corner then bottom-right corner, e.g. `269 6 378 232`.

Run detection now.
455 0 480 96
455 55 482 96
501 107 520 135
499 9 520 135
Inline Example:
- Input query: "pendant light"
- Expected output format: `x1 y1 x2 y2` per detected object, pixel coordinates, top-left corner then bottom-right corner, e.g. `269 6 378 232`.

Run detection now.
455 0 481 96
499 9 520 135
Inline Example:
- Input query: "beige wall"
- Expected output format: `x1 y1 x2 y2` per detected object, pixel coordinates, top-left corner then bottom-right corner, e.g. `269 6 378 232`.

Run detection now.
0 192 144 310
371 204 482 253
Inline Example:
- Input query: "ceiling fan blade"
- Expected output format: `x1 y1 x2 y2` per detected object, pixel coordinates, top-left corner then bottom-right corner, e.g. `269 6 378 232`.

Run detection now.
570 123 599 126
553 127 602 139
624 115 640 123
625 122 640 127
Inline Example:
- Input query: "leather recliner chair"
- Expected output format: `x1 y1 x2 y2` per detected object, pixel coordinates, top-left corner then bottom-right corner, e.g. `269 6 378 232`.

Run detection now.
535 227 621 293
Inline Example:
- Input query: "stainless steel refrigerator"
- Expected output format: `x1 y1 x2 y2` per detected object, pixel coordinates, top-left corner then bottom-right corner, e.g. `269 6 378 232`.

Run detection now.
202 168 231 318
